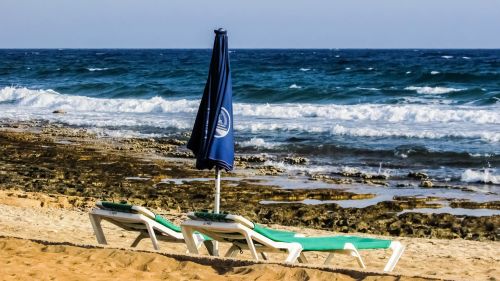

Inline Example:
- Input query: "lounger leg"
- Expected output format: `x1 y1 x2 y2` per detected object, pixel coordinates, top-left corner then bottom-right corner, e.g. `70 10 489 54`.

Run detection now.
89 214 107 245
260 252 269 260
324 252 335 265
145 222 160 250
130 232 147 248
224 245 240 258
344 243 366 269
244 234 259 260
193 233 204 250
181 227 200 254
284 244 302 263
383 241 405 272
298 252 309 263
212 241 220 256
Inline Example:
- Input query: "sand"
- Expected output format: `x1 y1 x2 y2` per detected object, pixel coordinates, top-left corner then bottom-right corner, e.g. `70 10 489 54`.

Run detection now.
0 189 498 281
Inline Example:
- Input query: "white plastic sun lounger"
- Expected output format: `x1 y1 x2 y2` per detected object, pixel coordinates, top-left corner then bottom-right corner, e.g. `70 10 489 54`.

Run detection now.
89 201 208 251
181 212 405 272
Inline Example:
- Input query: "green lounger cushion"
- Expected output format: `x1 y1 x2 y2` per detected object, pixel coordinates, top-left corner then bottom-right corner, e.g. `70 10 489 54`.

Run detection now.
154 215 182 232
253 224 300 239
254 224 392 251
101 201 134 212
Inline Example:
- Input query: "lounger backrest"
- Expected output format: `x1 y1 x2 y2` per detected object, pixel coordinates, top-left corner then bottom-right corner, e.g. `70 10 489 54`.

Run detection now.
188 212 255 229
96 201 156 220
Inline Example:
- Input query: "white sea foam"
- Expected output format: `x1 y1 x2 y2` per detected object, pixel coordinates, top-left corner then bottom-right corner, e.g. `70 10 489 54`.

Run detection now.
235 123 500 142
2 87 499 125
441 55 453 59
345 67 351 70
289 84 302 89
430 71 440 75
1 87 499 142
468 153 493 158
461 169 500 184
263 160 334 174
87 68 108 71
238 138 278 149
462 56 471 60
405 71 412 74
0 87 200 114
356 87 379 91
299 68 311 72
405 86 464 95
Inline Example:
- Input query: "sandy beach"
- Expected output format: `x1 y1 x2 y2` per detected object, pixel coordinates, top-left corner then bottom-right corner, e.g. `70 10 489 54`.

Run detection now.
0 125 498 281
0 188 499 281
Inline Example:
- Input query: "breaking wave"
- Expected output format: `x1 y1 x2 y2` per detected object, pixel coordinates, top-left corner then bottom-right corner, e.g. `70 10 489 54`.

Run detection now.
1 87 499 126
405 86 465 95
461 169 500 185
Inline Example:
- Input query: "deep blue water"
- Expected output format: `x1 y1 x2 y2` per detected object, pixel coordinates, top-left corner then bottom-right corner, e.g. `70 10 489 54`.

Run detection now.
0 49 499 186
1 49 499 104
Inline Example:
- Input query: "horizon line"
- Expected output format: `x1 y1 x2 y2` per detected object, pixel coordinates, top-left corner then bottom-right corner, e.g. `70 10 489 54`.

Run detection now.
1 47 499 50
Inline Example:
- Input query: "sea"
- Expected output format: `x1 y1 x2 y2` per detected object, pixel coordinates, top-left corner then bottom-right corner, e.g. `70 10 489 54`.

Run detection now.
0 49 499 213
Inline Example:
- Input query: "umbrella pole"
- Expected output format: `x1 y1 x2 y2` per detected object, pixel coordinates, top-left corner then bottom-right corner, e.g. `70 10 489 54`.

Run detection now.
212 167 221 256
214 167 221 214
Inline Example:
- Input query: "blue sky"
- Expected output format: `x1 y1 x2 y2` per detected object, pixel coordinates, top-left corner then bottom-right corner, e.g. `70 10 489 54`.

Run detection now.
1 0 499 48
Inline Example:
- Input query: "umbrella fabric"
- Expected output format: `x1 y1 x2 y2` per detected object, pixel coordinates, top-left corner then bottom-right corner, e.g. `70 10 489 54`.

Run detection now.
187 29 234 171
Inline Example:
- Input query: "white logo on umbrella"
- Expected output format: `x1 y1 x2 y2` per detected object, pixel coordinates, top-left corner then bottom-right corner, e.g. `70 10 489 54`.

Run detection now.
214 107 231 138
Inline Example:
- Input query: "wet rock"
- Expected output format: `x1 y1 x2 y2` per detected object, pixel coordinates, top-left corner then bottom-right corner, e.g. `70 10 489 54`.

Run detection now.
52 109 66 114
309 174 352 184
363 179 388 186
165 151 194 158
283 157 308 165
340 171 364 178
256 165 285 176
362 174 388 180
450 200 500 210
420 180 433 188
159 138 186 146
408 172 429 180
236 155 267 163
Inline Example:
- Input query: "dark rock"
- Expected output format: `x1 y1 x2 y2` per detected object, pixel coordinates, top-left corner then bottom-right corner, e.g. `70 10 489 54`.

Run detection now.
420 180 433 188
236 155 267 163
408 172 429 180
283 157 308 165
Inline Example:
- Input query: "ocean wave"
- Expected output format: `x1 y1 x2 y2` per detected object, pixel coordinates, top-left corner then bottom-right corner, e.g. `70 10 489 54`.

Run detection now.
236 123 500 142
238 138 279 149
461 169 500 184
405 86 465 95
1 87 499 127
356 87 380 91
299 68 311 72
0 87 199 114
235 102 499 125
289 84 302 89
430 71 440 75
87 68 109 71
441 56 453 59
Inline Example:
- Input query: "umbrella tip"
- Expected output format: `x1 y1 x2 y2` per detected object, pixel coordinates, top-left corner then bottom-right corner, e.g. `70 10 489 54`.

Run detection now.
214 28 227 35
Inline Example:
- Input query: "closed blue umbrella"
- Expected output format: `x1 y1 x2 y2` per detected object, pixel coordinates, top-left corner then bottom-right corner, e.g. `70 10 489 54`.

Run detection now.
187 28 234 214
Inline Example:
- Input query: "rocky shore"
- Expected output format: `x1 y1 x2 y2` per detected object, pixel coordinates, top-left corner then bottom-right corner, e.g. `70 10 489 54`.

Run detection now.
0 123 498 241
